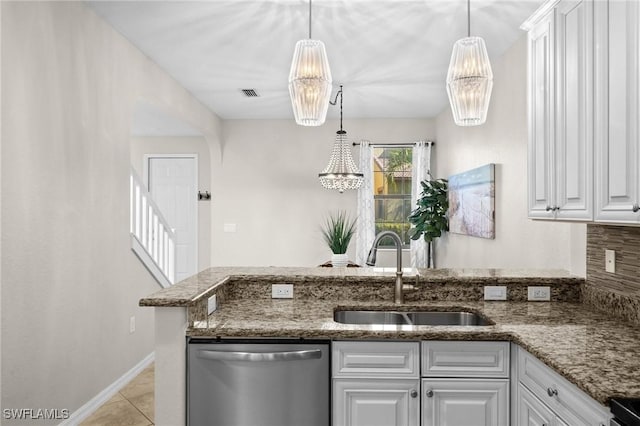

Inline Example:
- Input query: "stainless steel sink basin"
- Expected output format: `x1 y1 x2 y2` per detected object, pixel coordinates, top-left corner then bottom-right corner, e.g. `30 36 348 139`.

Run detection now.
333 310 493 326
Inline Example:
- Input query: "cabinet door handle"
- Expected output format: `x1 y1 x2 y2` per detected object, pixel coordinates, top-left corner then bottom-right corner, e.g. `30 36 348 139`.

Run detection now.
425 389 433 398
410 389 418 398
547 387 558 397
633 203 639 212
546 205 553 211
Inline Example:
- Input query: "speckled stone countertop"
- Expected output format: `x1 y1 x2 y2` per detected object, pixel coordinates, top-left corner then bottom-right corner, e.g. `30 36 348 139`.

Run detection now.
140 267 640 406
139 266 579 307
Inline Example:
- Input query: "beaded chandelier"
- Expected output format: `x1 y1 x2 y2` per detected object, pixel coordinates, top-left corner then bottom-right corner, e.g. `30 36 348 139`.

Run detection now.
318 86 364 193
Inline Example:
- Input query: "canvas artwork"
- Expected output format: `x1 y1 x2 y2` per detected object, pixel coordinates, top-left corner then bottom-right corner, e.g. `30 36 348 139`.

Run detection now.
448 163 495 239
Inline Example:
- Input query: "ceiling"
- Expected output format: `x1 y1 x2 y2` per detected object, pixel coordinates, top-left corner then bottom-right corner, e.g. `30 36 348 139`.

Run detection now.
89 0 544 121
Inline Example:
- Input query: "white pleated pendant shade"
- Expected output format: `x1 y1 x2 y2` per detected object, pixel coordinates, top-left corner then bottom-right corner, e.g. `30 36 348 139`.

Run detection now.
318 131 364 193
446 36 493 126
288 39 333 126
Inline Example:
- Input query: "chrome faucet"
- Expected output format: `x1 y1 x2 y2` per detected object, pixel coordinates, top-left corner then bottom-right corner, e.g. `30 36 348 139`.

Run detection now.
366 231 407 304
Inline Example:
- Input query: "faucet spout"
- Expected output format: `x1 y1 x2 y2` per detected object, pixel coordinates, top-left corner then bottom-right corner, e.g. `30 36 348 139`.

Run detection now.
366 231 405 304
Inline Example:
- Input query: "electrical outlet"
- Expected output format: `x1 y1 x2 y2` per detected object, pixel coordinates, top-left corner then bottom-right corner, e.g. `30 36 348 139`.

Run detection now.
528 286 551 301
605 249 616 273
484 286 507 301
129 316 136 334
207 294 218 315
271 284 294 299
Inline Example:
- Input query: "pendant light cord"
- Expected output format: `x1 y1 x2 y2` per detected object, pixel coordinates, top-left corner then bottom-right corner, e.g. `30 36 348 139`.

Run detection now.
467 0 471 37
309 0 312 39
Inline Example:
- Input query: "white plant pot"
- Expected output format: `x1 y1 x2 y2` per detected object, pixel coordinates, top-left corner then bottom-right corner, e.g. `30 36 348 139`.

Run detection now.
331 253 349 268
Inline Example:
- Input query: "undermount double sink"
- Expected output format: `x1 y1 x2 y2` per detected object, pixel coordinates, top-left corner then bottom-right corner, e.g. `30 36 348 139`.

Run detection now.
333 310 493 326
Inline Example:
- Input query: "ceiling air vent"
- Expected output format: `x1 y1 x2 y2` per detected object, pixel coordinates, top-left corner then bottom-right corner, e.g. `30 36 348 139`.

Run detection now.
240 89 260 98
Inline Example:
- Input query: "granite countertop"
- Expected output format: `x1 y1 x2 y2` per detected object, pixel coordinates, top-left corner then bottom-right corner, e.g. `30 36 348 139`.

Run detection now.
139 266 578 307
141 267 640 406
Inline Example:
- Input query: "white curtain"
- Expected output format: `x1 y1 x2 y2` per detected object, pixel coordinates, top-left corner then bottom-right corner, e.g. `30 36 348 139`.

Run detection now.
356 140 375 266
410 141 433 268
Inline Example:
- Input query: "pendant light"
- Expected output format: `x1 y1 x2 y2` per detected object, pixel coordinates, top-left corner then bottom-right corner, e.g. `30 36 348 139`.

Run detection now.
318 86 364 193
446 0 493 126
288 0 332 126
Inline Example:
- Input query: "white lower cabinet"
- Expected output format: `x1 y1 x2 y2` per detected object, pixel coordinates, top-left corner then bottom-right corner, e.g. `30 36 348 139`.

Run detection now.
422 378 509 426
332 341 420 426
333 341 611 426
518 383 568 426
421 341 510 426
514 346 611 426
333 379 419 426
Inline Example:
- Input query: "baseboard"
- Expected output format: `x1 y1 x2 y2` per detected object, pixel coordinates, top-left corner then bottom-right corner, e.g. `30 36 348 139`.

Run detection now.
60 352 154 426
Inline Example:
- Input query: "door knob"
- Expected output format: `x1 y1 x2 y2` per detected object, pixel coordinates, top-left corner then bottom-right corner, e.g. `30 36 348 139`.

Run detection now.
426 389 434 398
410 389 418 398
547 387 558 397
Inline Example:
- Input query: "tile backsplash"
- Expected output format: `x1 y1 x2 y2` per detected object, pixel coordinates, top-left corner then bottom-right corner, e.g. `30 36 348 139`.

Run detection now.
585 224 640 324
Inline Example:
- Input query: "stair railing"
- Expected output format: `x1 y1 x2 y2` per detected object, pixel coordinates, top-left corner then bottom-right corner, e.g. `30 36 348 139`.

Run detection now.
129 167 175 287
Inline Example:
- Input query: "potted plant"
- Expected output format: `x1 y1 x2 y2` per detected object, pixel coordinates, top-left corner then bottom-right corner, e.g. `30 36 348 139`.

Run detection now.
408 178 448 268
320 211 357 267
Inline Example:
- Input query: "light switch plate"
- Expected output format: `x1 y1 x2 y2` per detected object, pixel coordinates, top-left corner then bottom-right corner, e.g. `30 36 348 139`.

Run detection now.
528 286 551 301
272 284 293 299
605 249 616 273
484 286 507 301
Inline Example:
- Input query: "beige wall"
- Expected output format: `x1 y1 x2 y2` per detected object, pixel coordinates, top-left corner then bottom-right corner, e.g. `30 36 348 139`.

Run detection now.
214 118 436 267
131 136 212 272
1 2 221 423
433 35 586 274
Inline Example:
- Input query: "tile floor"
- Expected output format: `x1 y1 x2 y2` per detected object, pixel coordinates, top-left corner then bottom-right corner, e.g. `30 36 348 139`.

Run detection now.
80 364 154 426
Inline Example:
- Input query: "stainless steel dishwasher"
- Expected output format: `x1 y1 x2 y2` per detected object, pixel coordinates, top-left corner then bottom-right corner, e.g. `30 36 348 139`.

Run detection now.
187 338 330 426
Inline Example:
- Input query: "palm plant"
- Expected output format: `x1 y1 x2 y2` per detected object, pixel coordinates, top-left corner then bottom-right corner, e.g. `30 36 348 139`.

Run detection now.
320 211 357 254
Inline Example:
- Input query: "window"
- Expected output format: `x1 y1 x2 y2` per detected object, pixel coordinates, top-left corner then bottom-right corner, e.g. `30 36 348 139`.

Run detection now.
372 146 413 247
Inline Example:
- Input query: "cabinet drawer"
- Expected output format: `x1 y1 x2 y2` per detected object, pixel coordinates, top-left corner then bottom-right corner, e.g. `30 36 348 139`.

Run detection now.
518 348 611 425
421 341 510 378
332 341 420 378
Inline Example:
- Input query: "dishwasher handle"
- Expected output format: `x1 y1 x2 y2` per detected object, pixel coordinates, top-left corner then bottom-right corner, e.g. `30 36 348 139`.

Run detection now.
197 348 323 362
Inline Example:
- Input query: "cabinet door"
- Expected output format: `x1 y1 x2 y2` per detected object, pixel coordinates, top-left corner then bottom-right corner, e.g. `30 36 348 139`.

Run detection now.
554 0 593 220
333 379 419 426
518 384 556 426
594 0 640 223
421 378 509 426
528 9 557 218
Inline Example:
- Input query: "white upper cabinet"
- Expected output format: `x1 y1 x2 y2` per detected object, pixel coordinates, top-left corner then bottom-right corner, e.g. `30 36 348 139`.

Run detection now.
527 8 556 218
525 0 594 221
594 0 640 223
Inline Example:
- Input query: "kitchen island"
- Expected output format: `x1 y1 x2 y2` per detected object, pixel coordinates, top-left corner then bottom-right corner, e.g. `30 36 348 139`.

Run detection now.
141 267 640 425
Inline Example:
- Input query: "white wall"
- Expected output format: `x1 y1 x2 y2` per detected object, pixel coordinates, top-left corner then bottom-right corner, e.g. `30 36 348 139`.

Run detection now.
213 118 435 267
1 2 221 423
131 136 212 273
433 35 586 274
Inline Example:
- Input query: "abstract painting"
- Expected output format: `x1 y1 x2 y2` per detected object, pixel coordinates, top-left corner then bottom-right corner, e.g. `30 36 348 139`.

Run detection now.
448 163 495 239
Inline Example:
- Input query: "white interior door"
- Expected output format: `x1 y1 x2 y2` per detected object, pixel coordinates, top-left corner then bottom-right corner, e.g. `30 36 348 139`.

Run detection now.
147 156 197 282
